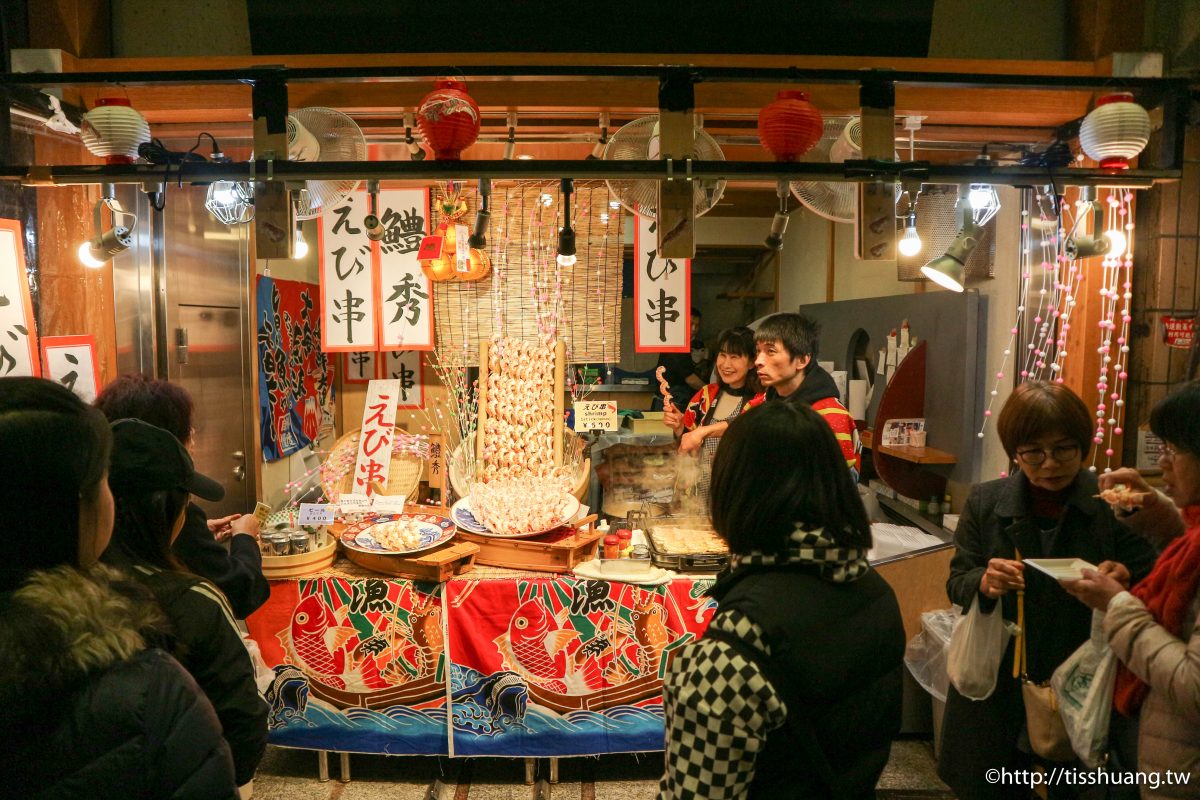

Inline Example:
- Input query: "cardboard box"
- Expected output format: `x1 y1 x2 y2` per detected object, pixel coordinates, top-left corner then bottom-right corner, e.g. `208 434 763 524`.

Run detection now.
624 412 671 436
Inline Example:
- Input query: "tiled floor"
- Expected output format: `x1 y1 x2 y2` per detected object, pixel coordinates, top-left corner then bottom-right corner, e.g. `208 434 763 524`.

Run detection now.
252 738 953 799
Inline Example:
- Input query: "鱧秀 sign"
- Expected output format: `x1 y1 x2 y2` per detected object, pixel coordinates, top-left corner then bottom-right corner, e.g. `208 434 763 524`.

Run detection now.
574 400 619 432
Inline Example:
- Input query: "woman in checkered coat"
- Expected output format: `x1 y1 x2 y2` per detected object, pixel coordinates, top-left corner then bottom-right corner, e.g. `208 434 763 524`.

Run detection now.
658 402 906 799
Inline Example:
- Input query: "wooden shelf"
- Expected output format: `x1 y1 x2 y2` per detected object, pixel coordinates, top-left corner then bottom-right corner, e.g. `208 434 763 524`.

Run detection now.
718 291 776 299
860 429 956 465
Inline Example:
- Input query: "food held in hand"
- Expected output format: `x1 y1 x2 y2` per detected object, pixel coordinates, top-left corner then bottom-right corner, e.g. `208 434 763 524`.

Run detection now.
655 365 674 407
1096 483 1147 511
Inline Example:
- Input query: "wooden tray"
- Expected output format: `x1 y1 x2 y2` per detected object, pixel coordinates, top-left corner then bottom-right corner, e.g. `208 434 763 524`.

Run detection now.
261 534 338 579
455 515 603 573
341 539 480 582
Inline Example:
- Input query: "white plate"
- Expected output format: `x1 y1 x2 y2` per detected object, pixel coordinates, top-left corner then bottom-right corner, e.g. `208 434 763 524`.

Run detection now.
466 493 582 539
450 497 490 533
573 560 675 585
339 513 456 556
1024 558 1098 582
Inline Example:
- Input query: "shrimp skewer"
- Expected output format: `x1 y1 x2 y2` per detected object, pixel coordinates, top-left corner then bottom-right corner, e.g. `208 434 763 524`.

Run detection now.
655 365 675 410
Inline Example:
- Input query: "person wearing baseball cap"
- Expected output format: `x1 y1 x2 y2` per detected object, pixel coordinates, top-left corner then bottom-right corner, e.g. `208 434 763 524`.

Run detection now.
103 418 268 791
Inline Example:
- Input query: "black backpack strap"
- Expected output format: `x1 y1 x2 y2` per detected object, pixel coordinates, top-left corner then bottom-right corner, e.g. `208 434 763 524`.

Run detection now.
702 624 848 800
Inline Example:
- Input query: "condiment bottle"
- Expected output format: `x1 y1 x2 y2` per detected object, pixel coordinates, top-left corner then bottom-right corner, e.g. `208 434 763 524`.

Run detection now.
616 528 633 557
603 534 620 560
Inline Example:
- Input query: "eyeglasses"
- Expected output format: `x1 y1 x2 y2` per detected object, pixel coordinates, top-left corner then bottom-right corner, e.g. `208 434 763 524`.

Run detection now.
1015 443 1081 466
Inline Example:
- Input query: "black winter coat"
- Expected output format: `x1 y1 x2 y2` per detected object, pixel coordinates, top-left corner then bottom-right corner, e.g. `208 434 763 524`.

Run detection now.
937 470 1157 799
108 553 269 786
0 565 237 799
710 564 906 799
174 502 270 619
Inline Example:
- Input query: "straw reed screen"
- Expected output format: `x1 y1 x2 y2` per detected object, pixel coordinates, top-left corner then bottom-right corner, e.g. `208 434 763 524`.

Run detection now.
433 181 624 365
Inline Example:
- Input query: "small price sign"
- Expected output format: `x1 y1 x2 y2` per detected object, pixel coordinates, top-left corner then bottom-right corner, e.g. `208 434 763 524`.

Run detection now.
298 503 335 525
371 495 408 514
574 400 619 432
338 493 371 513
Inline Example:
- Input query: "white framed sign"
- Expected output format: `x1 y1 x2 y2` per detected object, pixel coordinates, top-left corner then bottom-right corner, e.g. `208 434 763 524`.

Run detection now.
378 188 434 351
344 351 378 384
633 215 690 352
0 219 38 377
382 350 425 409
573 400 619 432
320 191 378 352
40 335 100 402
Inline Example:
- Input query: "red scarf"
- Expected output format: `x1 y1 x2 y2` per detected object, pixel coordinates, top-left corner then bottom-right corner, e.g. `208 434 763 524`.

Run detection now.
1113 504 1200 716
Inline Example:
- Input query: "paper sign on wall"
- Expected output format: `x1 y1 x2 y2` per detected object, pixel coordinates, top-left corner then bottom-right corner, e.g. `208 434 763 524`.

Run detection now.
0 219 38 377
353 379 400 496
574 400 619 431
378 189 434 351
320 192 378 352
633 215 690 353
344 351 378 384
383 350 425 409
40 335 100 402
1162 315 1194 350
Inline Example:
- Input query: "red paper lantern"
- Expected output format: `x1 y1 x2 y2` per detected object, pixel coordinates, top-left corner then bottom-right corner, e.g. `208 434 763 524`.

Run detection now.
757 90 823 162
416 80 481 161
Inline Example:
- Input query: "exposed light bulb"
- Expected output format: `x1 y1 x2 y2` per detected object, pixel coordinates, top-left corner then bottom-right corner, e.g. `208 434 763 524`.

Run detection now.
78 240 106 268
898 225 922 257
609 200 621 210
293 227 309 259
539 193 554 207
968 185 993 211
1104 228 1127 255
556 253 577 267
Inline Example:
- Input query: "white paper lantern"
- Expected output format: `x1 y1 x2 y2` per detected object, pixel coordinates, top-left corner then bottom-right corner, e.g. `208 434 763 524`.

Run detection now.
1079 93 1150 170
80 98 150 164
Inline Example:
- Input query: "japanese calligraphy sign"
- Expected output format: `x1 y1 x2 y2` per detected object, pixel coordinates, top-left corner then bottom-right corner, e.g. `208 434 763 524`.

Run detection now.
633 215 690 353
320 191 378 352
40 335 100 402
382 350 424 409
354 379 400 496
0 219 38 377
345 351 379 384
378 189 434 350
1162 315 1194 350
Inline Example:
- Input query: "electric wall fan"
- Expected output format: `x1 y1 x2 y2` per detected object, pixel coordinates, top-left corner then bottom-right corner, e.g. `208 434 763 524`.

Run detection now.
790 116 900 224
602 115 726 218
286 106 368 220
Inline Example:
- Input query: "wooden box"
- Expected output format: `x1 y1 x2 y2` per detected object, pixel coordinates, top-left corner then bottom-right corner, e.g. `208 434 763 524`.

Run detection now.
456 520 604 573
342 540 479 582
261 533 338 579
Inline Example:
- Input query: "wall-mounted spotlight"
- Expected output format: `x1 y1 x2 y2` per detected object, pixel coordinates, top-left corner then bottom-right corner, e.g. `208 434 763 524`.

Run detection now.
78 183 136 268
363 180 386 241
587 112 610 160
468 177 491 249
1064 191 1115 260
503 112 518 161
404 113 426 162
293 223 309 259
556 178 577 267
920 199 981 292
764 180 789 251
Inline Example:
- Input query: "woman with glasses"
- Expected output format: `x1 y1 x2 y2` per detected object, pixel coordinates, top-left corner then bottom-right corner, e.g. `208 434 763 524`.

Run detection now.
1065 381 1200 797
937 381 1157 800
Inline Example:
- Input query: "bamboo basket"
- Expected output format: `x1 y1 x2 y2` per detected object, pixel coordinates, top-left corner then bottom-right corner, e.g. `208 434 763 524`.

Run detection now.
261 532 338 579
321 426 423 503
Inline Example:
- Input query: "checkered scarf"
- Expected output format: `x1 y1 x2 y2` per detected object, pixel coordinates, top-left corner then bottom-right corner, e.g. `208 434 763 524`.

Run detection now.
731 524 870 583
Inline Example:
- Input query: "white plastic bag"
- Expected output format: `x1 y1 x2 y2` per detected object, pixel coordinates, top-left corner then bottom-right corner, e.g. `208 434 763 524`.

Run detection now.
947 594 1015 700
1051 610 1116 768
905 607 958 703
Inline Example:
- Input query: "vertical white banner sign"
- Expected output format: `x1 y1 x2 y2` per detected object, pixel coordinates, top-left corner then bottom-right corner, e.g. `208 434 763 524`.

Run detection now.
320 191 378 352
0 219 38 376
383 350 425 409
633 215 691 352
378 188 434 350
353 378 400 496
